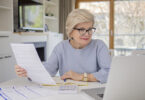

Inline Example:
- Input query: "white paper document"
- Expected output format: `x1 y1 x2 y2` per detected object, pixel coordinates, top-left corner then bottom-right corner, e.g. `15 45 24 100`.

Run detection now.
11 43 56 85
0 86 57 100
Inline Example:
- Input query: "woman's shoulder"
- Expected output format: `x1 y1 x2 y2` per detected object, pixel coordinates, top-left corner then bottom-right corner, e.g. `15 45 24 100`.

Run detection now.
53 40 68 51
92 39 106 46
92 39 109 53
55 40 68 48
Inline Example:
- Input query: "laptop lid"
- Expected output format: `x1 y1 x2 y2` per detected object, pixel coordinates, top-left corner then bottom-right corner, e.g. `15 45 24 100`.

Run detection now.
103 56 145 100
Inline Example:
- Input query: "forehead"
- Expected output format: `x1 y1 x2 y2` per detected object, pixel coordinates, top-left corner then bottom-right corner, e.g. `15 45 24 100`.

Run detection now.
75 22 93 28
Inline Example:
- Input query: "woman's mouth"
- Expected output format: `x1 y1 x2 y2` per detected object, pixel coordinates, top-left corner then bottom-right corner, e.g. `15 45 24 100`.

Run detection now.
80 38 89 40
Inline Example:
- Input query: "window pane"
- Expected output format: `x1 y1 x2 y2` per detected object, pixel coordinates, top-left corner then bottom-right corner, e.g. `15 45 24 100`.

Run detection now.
115 1 145 56
79 2 110 47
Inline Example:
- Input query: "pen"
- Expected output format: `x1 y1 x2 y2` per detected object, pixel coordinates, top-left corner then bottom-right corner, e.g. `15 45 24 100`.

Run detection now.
42 83 61 86
64 79 67 82
0 88 11 100
0 93 7 100
42 84 58 86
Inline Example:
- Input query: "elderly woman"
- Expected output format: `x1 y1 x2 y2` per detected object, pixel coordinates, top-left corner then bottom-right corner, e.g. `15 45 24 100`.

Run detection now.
15 9 111 83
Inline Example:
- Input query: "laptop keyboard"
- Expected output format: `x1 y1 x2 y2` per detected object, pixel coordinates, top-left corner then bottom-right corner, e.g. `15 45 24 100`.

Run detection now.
81 87 105 100
97 94 104 98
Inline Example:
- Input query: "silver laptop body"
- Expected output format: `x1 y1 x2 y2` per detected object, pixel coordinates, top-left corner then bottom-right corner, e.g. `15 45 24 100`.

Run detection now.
103 56 145 100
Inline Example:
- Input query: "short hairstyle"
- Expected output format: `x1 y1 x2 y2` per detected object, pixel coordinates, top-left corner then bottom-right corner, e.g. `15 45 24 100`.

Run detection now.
66 9 94 38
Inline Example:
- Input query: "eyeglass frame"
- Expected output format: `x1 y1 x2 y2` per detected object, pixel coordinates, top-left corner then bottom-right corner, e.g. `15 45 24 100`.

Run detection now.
73 27 96 36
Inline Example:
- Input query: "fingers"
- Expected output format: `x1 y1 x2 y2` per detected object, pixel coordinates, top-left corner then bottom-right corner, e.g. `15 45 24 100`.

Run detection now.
15 65 23 71
61 74 70 80
15 67 26 73
16 71 27 77
15 65 21 68
15 65 27 77
15 65 26 72
61 71 82 81
16 71 26 75
61 70 73 80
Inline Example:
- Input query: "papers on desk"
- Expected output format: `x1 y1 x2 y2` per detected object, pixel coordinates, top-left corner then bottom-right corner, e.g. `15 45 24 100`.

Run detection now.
11 43 56 85
0 86 57 100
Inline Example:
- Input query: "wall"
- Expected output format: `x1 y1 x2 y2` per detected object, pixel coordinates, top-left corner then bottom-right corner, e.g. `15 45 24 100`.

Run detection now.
0 35 17 82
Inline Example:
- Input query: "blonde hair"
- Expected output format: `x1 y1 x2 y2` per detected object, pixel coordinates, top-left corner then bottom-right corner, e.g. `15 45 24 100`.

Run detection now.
66 9 94 38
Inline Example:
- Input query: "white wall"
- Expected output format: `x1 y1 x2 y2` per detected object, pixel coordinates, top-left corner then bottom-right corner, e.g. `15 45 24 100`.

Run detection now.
0 0 61 82
0 35 17 82
47 31 63 58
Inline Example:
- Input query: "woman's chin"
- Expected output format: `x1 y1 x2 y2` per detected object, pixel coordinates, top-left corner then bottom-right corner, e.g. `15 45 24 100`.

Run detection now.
80 41 90 47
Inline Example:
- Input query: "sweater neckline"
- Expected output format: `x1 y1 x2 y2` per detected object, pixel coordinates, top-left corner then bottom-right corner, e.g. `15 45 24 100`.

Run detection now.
67 39 93 51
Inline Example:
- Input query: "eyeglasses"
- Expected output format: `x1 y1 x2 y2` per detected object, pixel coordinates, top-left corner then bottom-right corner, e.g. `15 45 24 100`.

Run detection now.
73 27 96 36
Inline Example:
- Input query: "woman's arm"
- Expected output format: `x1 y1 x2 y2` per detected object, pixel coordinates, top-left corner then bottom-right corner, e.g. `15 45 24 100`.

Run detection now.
43 47 59 76
92 40 111 83
61 70 99 82
87 74 98 82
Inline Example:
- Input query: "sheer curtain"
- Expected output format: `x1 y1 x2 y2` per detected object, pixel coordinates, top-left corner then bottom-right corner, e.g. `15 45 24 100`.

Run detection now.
59 0 75 40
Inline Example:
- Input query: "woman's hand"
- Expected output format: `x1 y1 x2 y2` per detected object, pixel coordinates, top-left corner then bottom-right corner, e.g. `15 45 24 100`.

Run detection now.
61 70 83 81
15 65 27 77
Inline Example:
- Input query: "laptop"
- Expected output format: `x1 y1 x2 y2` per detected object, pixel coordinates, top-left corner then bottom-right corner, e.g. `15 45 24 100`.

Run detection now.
81 87 105 100
82 56 145 100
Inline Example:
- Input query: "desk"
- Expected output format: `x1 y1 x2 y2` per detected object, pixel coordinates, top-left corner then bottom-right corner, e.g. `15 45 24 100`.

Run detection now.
0 77 105 100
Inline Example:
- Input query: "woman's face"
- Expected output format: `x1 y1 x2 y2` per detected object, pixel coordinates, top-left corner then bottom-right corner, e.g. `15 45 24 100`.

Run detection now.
70 22 94 48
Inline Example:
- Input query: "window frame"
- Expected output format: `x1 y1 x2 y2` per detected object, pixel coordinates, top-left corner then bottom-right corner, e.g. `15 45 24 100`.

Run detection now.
75 0 114 49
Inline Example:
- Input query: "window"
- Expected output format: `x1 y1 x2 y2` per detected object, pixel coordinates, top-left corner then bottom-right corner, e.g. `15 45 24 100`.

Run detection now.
79 1 110 47
114 0 145 56
76 0 145 56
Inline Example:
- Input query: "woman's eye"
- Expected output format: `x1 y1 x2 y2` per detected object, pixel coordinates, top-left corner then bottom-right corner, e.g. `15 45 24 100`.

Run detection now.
79 29 85 31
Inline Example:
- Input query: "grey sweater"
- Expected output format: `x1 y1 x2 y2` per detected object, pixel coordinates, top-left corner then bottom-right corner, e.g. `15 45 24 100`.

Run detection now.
44 39 111 83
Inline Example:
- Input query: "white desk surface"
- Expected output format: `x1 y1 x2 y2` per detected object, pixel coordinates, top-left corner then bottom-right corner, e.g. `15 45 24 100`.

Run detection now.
0 77 105 100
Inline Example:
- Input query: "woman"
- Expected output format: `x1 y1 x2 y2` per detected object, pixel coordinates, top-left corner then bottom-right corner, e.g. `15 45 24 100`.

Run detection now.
15 9 111 83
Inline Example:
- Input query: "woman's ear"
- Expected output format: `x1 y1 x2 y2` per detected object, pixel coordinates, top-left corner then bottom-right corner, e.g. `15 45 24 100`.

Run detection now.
68 32 74 40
